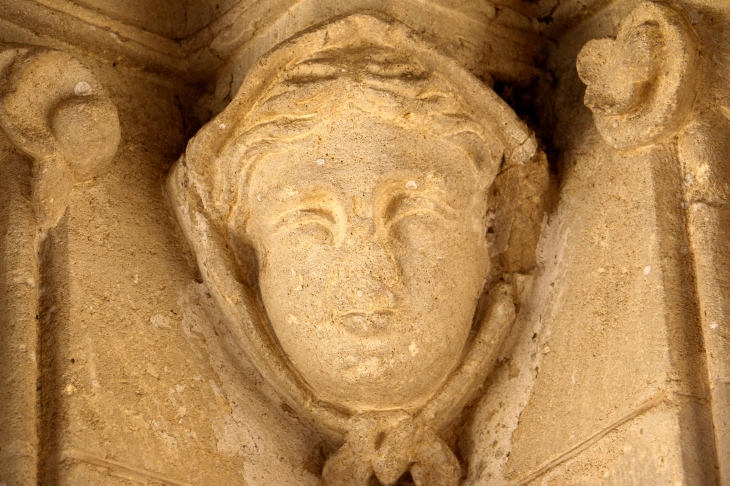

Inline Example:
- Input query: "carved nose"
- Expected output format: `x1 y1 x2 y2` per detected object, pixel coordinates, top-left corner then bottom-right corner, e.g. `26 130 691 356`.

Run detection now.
339 221 399 307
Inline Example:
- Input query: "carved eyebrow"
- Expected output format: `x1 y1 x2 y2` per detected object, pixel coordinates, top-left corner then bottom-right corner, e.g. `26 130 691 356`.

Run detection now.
273 205 338 233
382 192 457 224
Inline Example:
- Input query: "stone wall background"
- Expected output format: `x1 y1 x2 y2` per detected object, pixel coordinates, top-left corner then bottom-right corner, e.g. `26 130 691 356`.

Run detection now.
0 0 728 485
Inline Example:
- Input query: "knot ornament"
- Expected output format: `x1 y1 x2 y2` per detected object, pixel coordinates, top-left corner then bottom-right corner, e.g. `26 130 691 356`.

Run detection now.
322 411 461 486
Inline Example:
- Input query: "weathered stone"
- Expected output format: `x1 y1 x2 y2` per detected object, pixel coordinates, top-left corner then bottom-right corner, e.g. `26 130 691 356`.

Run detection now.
0 1 728 485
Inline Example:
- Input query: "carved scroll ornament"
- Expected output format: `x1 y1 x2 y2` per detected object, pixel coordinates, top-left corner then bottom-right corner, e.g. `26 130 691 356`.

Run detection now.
168 13 549 485
578 2 730 482
576 1 699 151
0 45 121 233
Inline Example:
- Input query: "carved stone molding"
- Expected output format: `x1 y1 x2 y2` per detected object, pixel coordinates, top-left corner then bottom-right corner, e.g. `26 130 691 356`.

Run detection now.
0 0 542 85
577 3 730 483
576 1 699 150
0 44 119 485
0 44 120 232
6 0 730 484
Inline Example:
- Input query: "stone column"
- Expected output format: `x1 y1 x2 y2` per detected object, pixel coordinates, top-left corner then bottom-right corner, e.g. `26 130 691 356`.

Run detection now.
577 1 730 482
0 46 120 485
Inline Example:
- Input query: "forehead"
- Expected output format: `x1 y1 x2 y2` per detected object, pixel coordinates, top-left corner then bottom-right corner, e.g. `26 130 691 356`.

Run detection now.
247 116 481 202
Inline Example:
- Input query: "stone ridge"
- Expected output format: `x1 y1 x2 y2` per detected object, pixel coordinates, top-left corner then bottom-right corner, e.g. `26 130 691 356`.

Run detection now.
0 0 543 82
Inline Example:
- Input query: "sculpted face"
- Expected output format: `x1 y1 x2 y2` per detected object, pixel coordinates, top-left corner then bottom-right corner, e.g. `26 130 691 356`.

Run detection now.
171 16 543 484
243 115 491 410
167 15 545 485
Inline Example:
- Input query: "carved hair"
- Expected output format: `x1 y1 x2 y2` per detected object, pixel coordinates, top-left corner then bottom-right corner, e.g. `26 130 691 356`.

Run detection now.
190 49 512 235
182 15 539 234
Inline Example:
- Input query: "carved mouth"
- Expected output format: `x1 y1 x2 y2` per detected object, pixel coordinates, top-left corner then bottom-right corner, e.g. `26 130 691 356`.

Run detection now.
339 309 395 337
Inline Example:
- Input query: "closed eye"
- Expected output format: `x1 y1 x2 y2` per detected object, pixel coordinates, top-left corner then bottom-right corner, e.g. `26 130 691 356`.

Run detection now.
383 193 456 226
274 207 337 233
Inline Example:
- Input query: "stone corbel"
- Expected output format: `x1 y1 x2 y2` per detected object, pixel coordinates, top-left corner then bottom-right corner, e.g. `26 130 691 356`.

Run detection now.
576 3 730 483
0 45 120 486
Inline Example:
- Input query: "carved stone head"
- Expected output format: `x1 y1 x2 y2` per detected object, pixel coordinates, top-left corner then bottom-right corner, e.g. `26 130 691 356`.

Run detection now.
168 13 548 485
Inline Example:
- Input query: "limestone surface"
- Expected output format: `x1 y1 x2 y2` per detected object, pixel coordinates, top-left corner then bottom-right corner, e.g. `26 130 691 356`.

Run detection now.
0 0 728 485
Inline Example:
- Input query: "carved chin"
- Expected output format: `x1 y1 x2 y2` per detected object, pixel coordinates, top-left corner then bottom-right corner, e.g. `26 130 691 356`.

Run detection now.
272 312 471 411
298 351 461 411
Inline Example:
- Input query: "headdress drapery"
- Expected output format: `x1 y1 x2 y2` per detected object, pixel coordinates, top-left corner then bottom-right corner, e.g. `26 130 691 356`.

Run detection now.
167 12 537 485
170 8 534 438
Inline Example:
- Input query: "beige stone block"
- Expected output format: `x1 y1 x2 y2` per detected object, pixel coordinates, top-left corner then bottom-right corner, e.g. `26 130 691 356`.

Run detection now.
520 402 694 485
1 0 729 485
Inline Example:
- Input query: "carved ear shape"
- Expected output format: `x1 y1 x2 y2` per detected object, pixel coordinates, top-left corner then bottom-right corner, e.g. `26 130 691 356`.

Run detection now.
50 95 120 182
576 2 699 150
578 24 662 116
